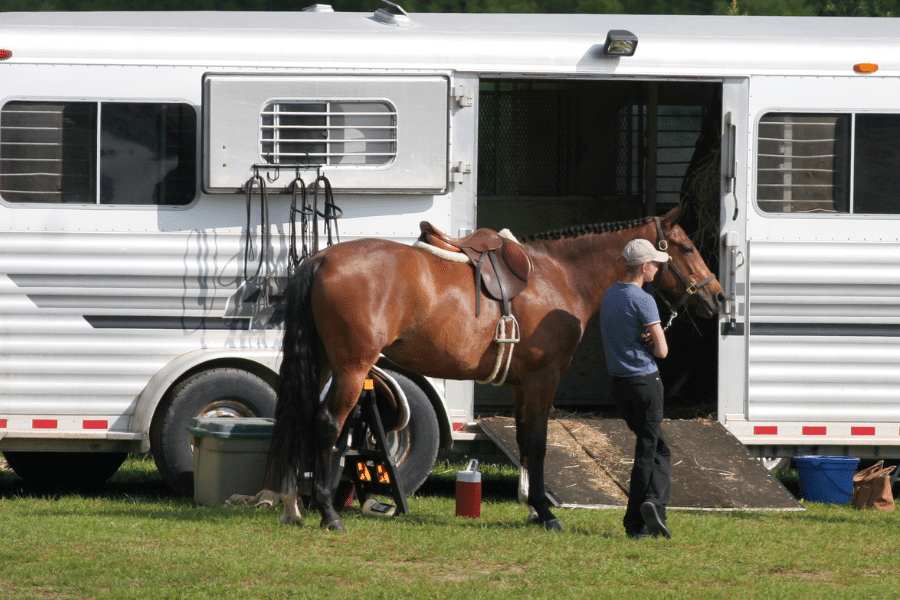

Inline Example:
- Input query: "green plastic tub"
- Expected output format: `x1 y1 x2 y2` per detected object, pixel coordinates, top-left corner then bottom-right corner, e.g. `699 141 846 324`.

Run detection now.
188 417 274 507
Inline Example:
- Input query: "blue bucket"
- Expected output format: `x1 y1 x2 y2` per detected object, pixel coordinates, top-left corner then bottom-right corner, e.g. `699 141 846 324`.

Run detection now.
794 455 860 504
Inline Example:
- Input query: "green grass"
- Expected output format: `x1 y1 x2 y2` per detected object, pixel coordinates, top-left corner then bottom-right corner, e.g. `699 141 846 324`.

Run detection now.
1 455 898 599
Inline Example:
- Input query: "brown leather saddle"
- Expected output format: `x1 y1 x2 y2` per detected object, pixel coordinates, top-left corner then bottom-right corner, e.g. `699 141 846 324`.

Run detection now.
418 221 532 316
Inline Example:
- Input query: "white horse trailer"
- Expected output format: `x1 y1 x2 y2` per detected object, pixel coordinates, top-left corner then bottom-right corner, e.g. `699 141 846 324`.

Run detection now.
2 7 900 492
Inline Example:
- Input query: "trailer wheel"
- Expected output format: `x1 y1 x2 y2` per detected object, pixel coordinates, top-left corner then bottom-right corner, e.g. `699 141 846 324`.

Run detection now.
2 451 127 489
150 368 276 496
371 370 440 495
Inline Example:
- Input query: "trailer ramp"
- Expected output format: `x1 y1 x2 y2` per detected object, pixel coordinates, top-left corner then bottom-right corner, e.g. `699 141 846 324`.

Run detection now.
478 416 802 511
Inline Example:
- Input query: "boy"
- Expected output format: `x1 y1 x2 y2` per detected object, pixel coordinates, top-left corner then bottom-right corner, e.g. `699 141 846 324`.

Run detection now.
599 238 672 539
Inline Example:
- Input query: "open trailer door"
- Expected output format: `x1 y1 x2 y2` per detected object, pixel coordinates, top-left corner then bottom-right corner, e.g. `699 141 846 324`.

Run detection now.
723 74 900 458
718 78 750 433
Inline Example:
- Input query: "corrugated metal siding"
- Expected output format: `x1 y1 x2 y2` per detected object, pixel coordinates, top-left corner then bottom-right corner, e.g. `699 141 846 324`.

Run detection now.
748 240 900 421
0 231 279 424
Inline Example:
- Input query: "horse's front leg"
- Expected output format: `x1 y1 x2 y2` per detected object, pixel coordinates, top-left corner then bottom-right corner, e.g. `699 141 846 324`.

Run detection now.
512 379 563 532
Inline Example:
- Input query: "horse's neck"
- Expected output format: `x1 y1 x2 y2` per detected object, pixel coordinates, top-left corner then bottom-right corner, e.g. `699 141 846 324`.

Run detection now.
530 222 655 319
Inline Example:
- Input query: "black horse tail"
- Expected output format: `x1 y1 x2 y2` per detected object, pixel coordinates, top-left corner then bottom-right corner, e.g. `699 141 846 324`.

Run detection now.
266 254 324 493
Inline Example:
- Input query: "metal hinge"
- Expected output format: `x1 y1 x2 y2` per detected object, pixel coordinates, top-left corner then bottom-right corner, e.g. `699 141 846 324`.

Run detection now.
451 161 472 184
453 85 473 107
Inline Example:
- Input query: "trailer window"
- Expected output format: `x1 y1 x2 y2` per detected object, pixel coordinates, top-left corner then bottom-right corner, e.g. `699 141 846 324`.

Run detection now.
757 112 900 215
0 101 196 205
853 114 900 214
260 100 396 167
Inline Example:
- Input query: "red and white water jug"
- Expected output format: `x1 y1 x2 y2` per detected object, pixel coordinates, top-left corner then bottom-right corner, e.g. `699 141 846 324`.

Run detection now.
455 459 482 518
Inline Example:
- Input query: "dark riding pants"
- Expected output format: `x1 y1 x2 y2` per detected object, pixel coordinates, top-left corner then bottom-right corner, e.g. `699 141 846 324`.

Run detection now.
612 373 671 535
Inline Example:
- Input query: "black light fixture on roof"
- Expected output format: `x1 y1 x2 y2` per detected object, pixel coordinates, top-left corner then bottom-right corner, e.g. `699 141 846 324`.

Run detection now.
604 29 638 57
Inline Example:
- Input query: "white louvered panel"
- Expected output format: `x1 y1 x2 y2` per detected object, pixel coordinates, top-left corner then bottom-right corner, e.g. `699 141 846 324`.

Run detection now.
0 231 280 422
748 240 900 422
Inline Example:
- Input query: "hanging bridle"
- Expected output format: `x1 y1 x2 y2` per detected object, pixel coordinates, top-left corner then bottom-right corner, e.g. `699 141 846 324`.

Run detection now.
652 217 716 331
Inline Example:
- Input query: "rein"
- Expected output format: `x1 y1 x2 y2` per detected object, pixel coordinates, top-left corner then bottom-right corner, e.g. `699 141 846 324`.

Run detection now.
652 217 716 331
288 173 343 276
243 172 271 305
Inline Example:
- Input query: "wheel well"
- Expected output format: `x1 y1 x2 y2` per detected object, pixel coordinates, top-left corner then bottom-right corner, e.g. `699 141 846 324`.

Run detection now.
376 359 453 450
147 357 451 450
151 358 279 427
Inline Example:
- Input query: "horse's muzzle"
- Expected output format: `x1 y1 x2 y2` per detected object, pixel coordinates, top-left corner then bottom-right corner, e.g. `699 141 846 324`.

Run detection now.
695 288 725 319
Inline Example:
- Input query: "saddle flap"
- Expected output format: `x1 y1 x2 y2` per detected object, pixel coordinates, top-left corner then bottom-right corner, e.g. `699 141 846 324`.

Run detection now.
501 240 532 283
473 245 530 305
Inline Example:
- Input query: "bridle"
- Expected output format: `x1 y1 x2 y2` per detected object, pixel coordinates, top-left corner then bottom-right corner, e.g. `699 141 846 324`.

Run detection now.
652 217 716 331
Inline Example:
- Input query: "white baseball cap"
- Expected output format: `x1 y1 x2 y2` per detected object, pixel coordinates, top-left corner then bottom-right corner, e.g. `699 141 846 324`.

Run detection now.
622 239 670 266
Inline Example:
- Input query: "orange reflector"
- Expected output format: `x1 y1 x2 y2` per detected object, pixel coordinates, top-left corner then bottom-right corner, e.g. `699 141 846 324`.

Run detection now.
854 63 878 73
0 49 12 60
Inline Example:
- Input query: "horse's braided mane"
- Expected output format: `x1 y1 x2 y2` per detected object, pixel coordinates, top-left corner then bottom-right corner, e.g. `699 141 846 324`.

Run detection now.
522 215 653 243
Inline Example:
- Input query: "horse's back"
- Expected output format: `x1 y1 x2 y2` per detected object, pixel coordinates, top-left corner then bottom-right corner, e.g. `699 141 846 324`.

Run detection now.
311 238 496 378
316 238 461 292
313 237 476 326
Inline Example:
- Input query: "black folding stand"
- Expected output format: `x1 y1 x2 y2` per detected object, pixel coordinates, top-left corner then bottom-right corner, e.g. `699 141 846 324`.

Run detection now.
331 379 409 514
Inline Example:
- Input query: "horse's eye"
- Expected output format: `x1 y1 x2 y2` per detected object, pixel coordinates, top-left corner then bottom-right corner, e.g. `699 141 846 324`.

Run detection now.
681 245 694 254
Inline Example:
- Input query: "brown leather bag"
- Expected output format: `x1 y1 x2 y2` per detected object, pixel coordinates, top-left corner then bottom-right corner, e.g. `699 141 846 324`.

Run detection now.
850 461 896 512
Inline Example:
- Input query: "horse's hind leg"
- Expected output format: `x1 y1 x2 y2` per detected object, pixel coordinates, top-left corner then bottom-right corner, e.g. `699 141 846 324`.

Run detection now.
280 473 303 526
310 369 369 531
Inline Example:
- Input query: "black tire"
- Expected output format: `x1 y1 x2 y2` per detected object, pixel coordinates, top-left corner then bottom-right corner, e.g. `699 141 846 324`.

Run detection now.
150 368 276 496
2 451 127 489
373 370 440 495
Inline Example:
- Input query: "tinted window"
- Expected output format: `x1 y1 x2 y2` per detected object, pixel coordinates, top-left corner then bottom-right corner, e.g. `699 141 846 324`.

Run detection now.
758 112 900 215
757 113 850 214
0 101 196 205
853 114 900 214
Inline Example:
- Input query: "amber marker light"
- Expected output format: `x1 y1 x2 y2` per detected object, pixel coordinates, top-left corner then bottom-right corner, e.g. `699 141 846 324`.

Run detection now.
854 63 878 73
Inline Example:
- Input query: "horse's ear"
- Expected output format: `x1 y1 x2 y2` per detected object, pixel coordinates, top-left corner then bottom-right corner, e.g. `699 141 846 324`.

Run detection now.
664 204 685 227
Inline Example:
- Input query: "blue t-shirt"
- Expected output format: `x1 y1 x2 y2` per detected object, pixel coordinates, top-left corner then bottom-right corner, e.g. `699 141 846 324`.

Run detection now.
599 282 661 377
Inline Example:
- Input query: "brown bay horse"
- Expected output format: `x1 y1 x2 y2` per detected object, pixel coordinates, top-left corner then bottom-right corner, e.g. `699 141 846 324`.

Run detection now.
268 207 724 531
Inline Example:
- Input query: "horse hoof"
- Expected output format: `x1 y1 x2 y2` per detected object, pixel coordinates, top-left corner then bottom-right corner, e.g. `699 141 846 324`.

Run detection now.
321 518 346 532
543 518 563 532
279 515 304 527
